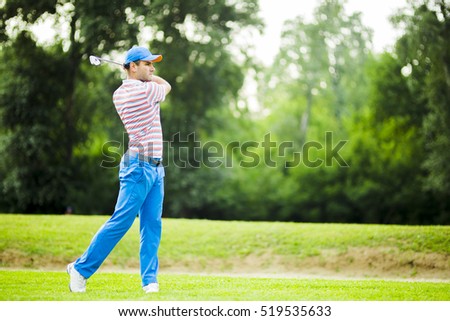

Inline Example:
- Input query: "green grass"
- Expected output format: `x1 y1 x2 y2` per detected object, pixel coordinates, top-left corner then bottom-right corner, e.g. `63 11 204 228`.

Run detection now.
1 214 449 267
1 270 448 301
0 214 449 300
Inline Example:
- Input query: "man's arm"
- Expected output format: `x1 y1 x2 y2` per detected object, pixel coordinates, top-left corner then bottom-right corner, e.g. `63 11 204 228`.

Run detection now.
151 75 171 96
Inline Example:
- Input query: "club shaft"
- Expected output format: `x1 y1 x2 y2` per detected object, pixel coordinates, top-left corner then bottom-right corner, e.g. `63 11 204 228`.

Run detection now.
96 56 123 66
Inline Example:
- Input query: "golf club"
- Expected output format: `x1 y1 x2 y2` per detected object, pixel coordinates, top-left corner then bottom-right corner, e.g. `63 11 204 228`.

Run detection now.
89 55 123 67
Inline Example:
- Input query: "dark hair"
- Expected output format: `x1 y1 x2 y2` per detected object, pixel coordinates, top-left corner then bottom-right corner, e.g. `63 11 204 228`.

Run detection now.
123 60 141 70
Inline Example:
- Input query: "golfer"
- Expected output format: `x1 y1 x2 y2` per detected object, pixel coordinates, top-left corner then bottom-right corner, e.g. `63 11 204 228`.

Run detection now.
67 46 171 293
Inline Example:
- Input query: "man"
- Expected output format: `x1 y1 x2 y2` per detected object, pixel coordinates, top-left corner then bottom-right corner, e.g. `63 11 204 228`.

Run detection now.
67 46 171 294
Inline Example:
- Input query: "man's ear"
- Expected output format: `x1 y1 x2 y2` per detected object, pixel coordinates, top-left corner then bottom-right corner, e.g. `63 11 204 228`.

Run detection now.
130 61 138 72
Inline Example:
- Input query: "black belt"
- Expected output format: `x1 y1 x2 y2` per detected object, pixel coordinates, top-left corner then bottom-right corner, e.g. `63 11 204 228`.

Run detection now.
138 155 162 167
128 151 162 167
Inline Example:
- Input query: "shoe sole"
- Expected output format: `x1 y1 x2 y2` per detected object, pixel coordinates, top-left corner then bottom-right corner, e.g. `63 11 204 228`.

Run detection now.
67 263 86 293
67 263 73 292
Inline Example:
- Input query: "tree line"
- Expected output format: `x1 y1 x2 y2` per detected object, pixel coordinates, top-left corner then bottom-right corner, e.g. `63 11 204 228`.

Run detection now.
0 0 448 224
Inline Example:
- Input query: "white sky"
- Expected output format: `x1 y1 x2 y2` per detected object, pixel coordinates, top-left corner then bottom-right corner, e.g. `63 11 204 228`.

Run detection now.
255 0 408 64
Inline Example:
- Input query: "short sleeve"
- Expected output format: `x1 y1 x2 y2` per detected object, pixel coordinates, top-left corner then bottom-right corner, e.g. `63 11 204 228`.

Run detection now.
146 82 166 105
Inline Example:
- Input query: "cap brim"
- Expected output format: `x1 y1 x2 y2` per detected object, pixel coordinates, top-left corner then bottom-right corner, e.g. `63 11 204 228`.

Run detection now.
142 54 163 63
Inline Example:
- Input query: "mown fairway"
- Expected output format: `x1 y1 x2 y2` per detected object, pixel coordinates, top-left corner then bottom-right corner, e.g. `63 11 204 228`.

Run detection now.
0 214 449 300
1 270 449 301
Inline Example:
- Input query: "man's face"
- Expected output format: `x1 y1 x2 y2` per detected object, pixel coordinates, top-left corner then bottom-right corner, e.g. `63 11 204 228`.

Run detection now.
132 60 155 82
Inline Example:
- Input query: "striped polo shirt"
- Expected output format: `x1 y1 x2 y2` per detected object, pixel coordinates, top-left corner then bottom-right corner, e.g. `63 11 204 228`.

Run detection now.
113 79 166 158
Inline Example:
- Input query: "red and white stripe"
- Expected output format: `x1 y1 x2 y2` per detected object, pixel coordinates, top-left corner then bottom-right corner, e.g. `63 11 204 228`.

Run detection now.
113 79 166 158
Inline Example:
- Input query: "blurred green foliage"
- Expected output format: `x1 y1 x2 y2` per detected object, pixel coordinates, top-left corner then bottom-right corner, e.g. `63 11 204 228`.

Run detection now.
0 0 448 224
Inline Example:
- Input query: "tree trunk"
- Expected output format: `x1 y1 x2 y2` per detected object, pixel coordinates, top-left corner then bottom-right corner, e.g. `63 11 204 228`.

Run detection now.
300 89 313 145
64 10 81 164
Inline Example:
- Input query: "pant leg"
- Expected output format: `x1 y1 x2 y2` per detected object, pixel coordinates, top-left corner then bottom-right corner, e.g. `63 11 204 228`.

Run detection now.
74 155 150 279
139 165 165 286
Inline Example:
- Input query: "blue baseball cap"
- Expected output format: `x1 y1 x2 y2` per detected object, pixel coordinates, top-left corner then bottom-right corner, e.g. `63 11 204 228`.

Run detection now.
124 46 162 64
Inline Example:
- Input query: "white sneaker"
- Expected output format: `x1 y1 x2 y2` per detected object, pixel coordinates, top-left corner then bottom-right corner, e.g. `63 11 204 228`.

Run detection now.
143 283 159 293
67 262 87 293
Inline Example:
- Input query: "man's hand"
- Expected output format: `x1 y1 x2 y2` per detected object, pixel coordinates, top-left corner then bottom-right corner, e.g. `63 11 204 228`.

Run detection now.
151 75 171 95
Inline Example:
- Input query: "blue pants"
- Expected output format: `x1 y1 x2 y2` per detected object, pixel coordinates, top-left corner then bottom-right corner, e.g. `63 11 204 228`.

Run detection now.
74 152 165 286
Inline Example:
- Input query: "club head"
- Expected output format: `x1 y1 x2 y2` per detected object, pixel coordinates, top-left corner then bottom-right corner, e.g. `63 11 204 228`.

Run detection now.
89 55 101 66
